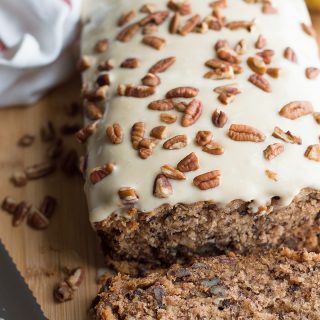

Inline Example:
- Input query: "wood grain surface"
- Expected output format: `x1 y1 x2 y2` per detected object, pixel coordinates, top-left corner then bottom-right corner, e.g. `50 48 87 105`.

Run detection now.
0 11 319 320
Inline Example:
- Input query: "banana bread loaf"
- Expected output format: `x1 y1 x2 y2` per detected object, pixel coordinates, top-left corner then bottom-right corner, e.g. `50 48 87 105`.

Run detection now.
90 248 320 319
80 0 320 272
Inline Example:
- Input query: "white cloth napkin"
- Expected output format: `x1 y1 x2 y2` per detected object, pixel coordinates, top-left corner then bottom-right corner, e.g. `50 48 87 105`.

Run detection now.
0 0 81 107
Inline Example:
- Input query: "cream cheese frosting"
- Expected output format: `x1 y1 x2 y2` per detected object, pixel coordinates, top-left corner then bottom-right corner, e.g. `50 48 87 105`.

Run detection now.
81 0 320 223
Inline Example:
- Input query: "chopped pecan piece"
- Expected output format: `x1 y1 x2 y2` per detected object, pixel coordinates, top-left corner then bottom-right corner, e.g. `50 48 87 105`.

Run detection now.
167 0 192 15
225 20 255 31
118 10 136 27
217 48 241 64
90 163 114 184
169 12 180 34
66 268 85 290
98 59 113 71
212 109 228 128
11 171 28 187
18 134 35 147
118 85 155 98
279 101 313 120
248 74 271 92
204 65 234 80
163 135 188 150
106 123 123 144
205 15 224 31
213 83 240 94
94 39 109 53
284 47 297 63
263 143 284 160
148 99 174 111
149 56 176 73
195 131 213 146
116 23 140 42
118 187 139 204
313 112 320 124
265 169 278 181
217 91 237 105
153 174 173 198
301 23 317 37
120 58 140 69
214 39 229 51
138 138 157 150
174 101 188 112
142 73 161 86
2 197 18 214
161 165 186 180
255 35 266 49
272 127 301 144
160 113 177 124
306 67 320 80
305 144 320 162
209 0 227 9
28 208 50 230
13 201 31 226
181 99 202 127
82 85 109 102
256 49 274 65
177 152 199 172
140 4 156 14
139 11 169 26
131 122 145 149
247 57 267 75
262 3 277 14
75 121 98 144
267 67 281 79
40 195 57 219
193 170 221 190
54 282 74 303
179 14 200 36
202 141 224 155
25 162 56 179
166 87 199 99
235 39 247 55
139 148 153 160
229 124 265 142
142 23 158 35
150 126 168 139
77 55 92 72
142 35 166 50
96 73 110 86
84 102 103 121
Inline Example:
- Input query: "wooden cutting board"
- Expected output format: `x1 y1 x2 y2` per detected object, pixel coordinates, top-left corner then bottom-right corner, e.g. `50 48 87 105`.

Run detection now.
0 12 319 320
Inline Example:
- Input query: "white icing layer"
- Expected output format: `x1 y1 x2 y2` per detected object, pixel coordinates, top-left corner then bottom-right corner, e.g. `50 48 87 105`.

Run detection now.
81 0 320 223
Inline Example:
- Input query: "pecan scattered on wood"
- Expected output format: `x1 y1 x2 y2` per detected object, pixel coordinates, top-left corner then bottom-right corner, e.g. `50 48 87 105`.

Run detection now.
25 162 56 179
228 124 265 142
61 149 79 176
28 208 49 230
2 197 19 215
12 201 31 226
40 195 57 219
177 152 199 172
193 170 221 190
11 171 28 187
149 56 176 73
41 121 56 142
279 101 313 120
18 134 35 147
